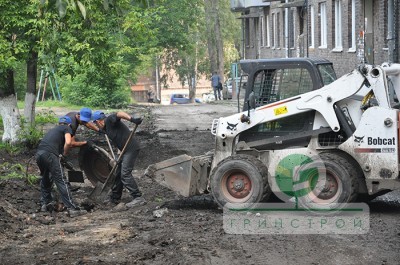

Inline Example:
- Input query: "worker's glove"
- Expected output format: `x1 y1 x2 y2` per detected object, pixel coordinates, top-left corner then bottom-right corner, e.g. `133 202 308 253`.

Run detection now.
98 128 106 135
130 116 143 125
59 154 66 163
86 140 96 149
59 155 74 170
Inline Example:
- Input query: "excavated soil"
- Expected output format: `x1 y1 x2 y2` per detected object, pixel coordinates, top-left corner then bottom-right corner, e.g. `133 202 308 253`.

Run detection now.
0 104 399 265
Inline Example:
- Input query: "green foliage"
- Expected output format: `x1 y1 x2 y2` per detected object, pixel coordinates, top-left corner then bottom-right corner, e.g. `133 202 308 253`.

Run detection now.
0 162 40 184
59 71 131 108
35 110 58 124
18 125 44 149
0 142 23 155
14 61 27 100
20 110 58 148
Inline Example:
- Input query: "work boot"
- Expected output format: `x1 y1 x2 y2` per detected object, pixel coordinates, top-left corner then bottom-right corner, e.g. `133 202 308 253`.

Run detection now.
67 208 88 218
40 204 48 212
125 197 146 208
103 197 120 206
40 202 55 212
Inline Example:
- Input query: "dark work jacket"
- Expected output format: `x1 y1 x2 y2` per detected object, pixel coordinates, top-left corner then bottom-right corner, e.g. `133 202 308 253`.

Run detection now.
104 113 140 151
37 125 73 156
65 112 79 136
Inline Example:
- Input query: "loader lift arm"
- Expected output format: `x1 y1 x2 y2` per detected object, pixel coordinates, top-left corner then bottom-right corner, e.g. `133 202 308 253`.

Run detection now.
211 68 369 168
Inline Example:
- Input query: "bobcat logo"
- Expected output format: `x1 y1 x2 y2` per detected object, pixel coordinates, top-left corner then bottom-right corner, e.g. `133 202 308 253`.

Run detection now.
227 122 238 131
354 135 364 144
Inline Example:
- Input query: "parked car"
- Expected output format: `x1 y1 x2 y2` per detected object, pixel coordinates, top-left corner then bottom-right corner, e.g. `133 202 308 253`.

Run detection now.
223 79 233 99
170 93 201 104
223 77 242 100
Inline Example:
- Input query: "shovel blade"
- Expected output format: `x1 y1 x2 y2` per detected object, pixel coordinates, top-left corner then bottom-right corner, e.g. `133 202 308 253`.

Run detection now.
89 172 118 202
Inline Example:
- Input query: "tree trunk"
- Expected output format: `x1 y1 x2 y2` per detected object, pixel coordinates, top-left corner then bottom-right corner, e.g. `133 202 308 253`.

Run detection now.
24 50 38 126
204 0 224 82
0 69 22 144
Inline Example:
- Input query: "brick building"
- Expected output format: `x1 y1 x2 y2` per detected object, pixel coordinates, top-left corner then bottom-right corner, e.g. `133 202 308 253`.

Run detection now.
232 0 399 77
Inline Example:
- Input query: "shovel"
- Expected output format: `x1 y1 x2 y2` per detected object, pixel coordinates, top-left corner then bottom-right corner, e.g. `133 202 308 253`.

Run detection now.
89 124 138 202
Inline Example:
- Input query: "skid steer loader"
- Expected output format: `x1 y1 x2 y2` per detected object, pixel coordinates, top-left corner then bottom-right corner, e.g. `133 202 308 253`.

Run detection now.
118 58 400 208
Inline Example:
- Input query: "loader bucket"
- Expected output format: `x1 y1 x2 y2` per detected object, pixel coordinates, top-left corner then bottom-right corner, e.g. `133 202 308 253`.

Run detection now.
145 154 212 197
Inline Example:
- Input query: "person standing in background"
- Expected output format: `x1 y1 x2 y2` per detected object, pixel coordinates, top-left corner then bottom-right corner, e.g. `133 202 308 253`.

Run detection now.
211 72 221 101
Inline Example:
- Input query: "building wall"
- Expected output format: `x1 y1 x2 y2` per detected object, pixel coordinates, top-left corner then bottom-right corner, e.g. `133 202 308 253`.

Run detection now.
241 0 399 78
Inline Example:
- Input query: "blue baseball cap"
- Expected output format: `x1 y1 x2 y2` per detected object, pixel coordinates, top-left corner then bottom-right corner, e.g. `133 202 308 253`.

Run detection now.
92 110 106 121
79 107 92 122
59 116 72 124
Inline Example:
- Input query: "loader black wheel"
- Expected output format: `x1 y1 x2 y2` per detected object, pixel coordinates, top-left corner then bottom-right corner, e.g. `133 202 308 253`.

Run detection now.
298 152 359 207
210 155 271 208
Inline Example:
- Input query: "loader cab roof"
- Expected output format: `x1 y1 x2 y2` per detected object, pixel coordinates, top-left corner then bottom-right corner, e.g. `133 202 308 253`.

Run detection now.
239 57 336 108
240 57 333 75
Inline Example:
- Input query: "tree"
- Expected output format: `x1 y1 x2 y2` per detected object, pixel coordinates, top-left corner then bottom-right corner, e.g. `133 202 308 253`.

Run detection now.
0 0 153 143
204 0 224 83
0 1 35 143
151 0 205 102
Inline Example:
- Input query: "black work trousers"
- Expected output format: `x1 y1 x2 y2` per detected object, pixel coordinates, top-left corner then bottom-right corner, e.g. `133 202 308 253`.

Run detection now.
36 151 77 209
111 149 141 200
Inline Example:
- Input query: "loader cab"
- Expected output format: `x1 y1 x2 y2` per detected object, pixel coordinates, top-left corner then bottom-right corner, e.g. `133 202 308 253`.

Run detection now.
238 58 336 150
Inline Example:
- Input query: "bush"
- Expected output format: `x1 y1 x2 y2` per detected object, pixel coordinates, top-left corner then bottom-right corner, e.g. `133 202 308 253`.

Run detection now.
17 111 58 149
60 73 131 109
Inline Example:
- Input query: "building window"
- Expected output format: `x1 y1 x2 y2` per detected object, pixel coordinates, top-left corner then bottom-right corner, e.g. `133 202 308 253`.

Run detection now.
319 2 327 48
277 12 281 48
383 0 388 48
349 0 356 51
272 13 276 48
334 0 343 50
309 5 315 48
289 9 295 48
245 18 250 47
283 10 286 48
261 16 265 47
266 14 270 47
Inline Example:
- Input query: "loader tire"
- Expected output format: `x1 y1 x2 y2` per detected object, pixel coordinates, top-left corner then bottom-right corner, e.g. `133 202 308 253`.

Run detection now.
210 154 271 208
298 152 359 207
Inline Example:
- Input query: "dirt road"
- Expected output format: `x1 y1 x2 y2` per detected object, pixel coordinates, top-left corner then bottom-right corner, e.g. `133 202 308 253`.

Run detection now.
1 102 399 265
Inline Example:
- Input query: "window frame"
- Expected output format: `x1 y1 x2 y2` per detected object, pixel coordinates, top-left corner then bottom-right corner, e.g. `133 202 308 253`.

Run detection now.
349 0 356 52
319 2 327 49
333 0 343 51
309 5 315 48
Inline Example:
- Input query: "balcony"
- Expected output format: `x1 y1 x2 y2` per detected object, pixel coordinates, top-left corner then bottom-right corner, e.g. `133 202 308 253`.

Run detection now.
231 0 278 11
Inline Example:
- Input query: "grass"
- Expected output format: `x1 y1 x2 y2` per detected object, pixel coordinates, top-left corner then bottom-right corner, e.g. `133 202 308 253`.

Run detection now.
18 100 83 110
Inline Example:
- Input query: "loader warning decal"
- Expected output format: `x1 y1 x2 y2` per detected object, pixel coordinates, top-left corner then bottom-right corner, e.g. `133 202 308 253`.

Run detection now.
274 106 288 116
354 148 395 153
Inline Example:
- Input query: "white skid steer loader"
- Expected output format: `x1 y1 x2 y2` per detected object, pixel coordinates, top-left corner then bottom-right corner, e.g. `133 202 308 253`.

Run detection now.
146 59 400 208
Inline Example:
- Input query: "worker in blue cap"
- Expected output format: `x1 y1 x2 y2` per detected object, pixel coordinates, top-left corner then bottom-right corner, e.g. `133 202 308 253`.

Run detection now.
65 107 99 148
35 116 87 217
92 110 145 208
